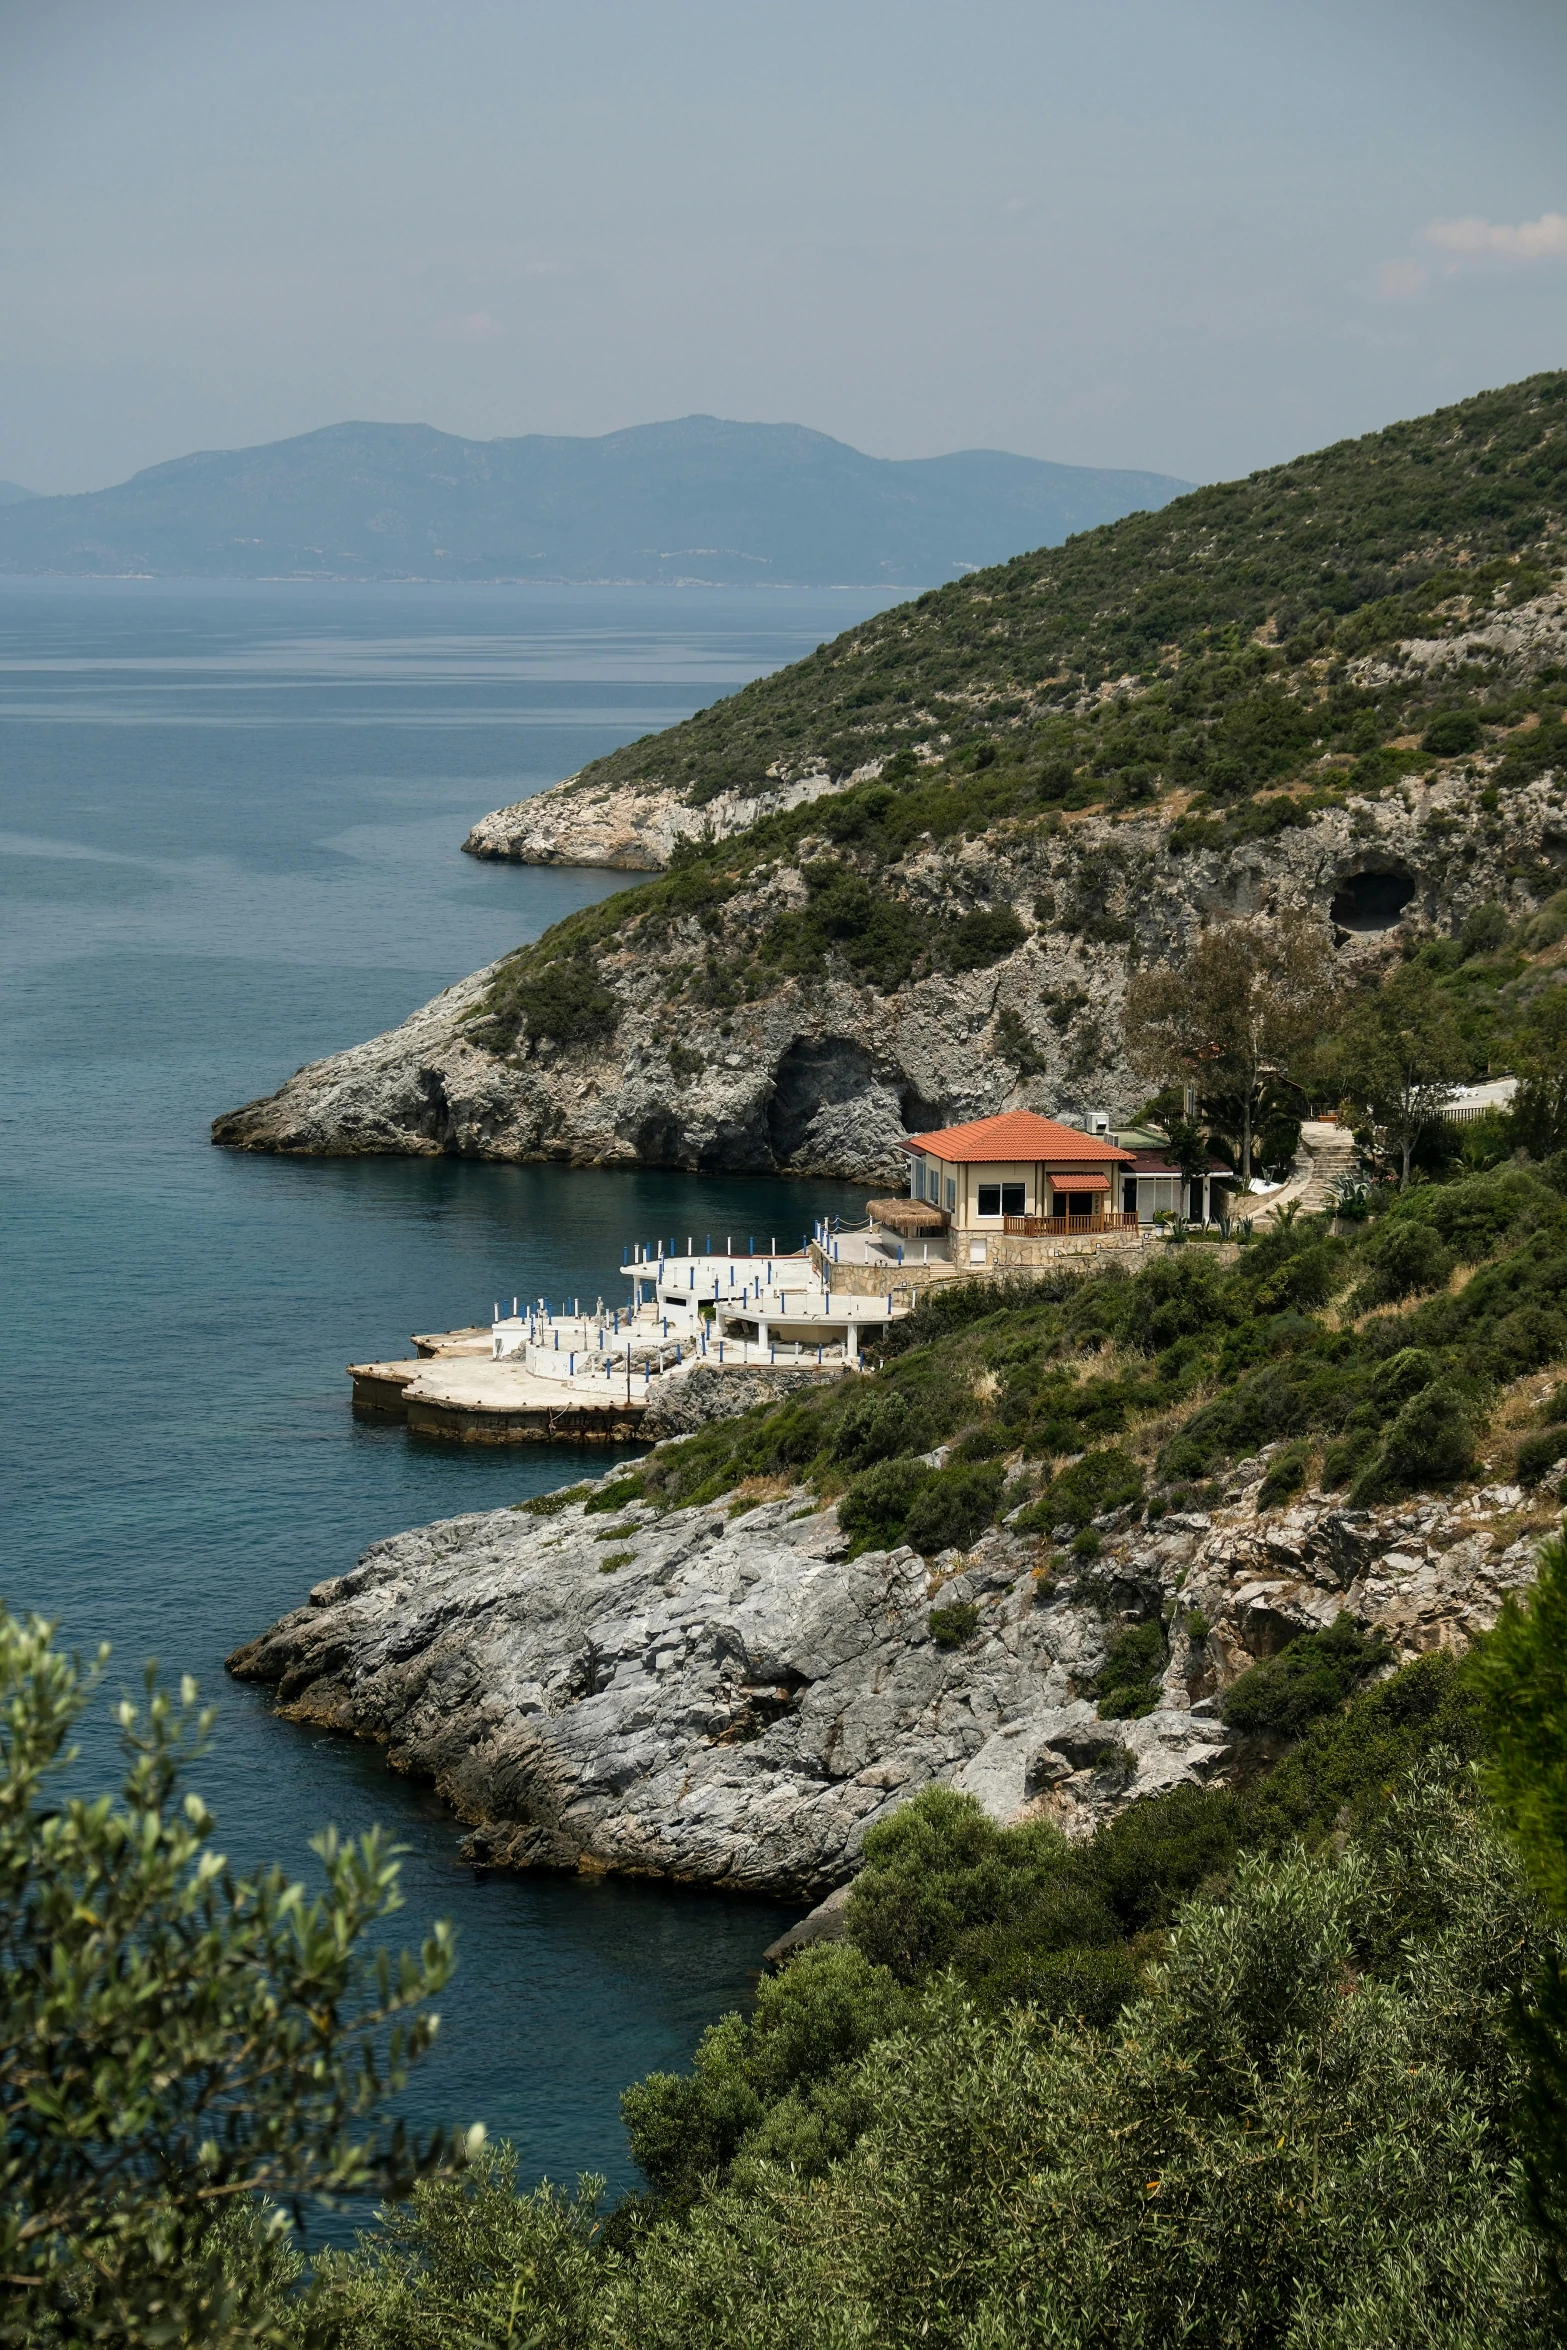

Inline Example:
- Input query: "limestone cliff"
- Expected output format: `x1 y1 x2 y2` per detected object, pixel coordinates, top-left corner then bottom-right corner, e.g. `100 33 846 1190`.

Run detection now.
463 766 854 871
227 1452 1559 1900
213 774 1567 1181
216 375 1567 1177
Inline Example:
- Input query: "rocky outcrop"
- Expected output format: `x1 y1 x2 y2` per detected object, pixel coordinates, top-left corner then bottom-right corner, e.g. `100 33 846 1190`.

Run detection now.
226 1457 1555 1902
213 776 1567 1178
464 768 857 870
640 1364 840 1439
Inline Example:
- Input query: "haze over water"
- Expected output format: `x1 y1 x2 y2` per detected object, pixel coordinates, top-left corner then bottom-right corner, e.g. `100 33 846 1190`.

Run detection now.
0 577 894 2201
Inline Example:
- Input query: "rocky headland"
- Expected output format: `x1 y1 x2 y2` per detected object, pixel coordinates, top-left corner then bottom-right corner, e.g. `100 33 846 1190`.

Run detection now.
213 376 1567 1180
227 1449 1560 1904
212 772 1567 1179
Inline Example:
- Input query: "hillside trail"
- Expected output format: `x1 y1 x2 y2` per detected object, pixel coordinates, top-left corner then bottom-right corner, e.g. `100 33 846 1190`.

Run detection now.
1249 1120 1361 1225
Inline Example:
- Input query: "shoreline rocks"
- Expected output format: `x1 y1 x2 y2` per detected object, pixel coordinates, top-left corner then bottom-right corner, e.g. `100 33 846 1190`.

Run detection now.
463 768 853 871
226 1463 1555 1903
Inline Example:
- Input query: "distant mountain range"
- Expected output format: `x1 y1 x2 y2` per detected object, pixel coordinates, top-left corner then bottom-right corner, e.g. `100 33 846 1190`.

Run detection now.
0 418 1191 587
0 480 37 507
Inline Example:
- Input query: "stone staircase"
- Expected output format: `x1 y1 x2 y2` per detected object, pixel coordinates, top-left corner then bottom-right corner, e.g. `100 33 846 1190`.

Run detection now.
1249 1120 1362 1224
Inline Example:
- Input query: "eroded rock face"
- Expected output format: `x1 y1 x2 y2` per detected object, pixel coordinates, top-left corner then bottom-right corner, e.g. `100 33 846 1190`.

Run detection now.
463 769 852 870
213 777 1567 1174
226 1464 1553 1901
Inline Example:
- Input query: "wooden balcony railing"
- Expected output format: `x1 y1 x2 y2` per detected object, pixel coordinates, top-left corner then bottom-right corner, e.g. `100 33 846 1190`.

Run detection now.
1001 1210 1139 1237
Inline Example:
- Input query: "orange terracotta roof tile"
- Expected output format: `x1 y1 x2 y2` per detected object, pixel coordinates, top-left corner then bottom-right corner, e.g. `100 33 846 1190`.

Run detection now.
901 1111 1134 1165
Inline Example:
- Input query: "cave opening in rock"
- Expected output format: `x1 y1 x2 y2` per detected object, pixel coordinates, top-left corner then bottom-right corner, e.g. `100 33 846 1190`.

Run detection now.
1330 868 1416 933
765 1037 938 1177
767 1038 878 1167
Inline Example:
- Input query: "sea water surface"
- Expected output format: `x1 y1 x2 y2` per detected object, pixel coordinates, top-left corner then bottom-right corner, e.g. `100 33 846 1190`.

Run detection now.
0 577 898 2201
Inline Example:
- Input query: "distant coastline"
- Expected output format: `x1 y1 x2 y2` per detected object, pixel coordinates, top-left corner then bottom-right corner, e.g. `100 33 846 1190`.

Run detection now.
0 414 1191 588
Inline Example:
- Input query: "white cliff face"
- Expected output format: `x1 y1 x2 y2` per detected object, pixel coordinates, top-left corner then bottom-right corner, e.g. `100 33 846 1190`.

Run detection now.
226 1463 1555 1902
213 777 1567 1180
463 768 855 870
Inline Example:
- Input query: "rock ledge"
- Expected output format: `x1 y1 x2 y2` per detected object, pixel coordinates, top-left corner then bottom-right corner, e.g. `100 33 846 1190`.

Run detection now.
227 1464 1553 1902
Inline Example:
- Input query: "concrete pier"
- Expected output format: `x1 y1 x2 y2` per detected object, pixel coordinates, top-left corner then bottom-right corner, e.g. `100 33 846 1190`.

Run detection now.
349 1353 647 1443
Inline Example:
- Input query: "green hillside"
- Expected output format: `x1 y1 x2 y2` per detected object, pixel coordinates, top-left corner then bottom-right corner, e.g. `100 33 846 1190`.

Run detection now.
474 371 1567 1047
581 368 1567 807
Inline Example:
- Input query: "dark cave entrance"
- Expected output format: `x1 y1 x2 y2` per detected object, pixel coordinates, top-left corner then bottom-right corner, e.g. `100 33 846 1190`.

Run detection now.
1330 868 1417 934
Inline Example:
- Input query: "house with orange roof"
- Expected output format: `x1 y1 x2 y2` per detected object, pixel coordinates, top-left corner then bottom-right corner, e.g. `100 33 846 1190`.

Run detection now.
896 1110 1137 1265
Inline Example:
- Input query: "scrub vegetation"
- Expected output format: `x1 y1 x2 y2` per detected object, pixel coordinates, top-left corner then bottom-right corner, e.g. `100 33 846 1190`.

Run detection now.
615 1150 1567 1545
21 1559 1567 2346
17 373 1567 2343
468 370 1567 1048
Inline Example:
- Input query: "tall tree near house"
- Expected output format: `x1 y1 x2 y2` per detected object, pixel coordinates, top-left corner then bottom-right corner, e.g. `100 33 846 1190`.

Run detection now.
1121 912 1340 1189
1326 962 1469 1188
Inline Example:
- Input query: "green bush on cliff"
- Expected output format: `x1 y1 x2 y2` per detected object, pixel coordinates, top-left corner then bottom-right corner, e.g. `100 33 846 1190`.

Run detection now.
903 1463 1006 1556
1093 1619 1166 1719
1023 1445 1145 1531
927 1601 980 1650
1518 1430 1567 1487
836 1455 934 1555
1351 1382 1477 1503
1220 1614 1392 1739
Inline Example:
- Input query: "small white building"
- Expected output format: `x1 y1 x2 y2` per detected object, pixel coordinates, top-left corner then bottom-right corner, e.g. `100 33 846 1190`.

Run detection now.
1441 1076 1518 1125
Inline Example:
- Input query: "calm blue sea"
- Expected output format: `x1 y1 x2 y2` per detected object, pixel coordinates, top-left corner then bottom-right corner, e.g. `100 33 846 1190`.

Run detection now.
0 577 895 2204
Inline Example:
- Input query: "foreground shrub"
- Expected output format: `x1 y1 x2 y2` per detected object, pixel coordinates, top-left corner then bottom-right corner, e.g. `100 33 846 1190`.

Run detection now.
622 1946 916 2200
845 1790 1068 1983
0 1613 459 2345
350 1771 1547 2349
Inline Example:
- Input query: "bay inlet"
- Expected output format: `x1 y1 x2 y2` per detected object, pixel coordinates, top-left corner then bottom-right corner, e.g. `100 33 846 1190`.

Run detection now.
0 577 892 2198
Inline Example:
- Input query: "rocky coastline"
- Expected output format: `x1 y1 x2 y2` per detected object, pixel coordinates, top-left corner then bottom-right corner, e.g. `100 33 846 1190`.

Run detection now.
462 766 854 871
212 777 1567 1178
227 1451 1557 1904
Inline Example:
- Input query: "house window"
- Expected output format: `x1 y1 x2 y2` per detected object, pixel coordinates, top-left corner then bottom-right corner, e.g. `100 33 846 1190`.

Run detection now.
977 1183 1000 1216
912 1160 926 1199
1123 1178 1138 1214
1001 1182 1025 1216
945 1177 956 1210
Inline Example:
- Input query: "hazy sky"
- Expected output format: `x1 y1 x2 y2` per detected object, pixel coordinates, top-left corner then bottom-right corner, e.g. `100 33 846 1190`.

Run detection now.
2 0 1565 494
